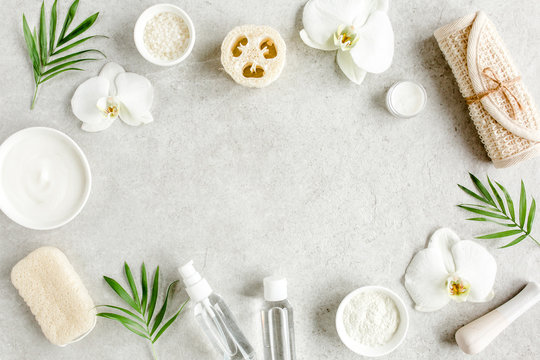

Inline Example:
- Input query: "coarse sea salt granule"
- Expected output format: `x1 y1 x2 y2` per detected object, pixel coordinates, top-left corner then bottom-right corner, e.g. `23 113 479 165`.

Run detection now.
143 12 190 61
343 290 400 347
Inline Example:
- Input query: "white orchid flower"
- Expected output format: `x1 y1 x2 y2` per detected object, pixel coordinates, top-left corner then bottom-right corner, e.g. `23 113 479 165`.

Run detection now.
404 228 497 312
300 0 394 84
71 62 154 132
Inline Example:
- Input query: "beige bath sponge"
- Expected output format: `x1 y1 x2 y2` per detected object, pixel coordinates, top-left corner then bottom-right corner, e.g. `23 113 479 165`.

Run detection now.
221 25 286 88
11 247 96 346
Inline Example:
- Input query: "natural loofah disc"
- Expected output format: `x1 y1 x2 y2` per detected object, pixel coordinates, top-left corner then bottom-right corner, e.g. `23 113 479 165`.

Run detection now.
221 25 286 88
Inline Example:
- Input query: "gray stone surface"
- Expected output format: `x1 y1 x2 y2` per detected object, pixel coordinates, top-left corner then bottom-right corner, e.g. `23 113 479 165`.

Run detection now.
1 0 540 359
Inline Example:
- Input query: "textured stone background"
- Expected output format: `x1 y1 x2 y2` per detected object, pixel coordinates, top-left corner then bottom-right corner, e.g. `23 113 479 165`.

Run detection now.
1 0 539 359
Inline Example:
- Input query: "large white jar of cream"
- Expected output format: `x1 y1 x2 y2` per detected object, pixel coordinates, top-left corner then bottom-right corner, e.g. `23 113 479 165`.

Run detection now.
0 127 91 230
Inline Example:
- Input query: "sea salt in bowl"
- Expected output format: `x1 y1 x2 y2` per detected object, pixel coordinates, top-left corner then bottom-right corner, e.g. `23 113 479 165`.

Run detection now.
336 286 409 357
134 4 195 66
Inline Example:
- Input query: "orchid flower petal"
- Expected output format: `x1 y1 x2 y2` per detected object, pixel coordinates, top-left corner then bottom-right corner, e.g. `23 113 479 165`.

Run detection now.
404 248 451 312
452 240 497 303
99 62 126 96
81 117 116 132
139 111 154 124
115 73 154 115
300 29 338 51
71 77 110 125
376 0 389 12
119 103 144 126
350 10 394 73
336 50 367 84
302 0 375 49
428 228 460 274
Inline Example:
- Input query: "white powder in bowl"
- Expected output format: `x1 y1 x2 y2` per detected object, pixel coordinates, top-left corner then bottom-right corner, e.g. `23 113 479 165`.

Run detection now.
143 12 190 61
343 290 400 347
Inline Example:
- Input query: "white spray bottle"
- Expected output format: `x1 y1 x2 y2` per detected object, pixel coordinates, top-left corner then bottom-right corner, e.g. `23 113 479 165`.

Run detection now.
179 261 256 360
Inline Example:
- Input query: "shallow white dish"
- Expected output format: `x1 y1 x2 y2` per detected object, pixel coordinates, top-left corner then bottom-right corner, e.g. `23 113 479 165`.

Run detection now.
336 286 409 357
0 127 91 230
134 3 196 66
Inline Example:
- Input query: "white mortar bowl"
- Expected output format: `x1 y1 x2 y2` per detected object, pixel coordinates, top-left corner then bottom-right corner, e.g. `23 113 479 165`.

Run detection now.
336 286 409 357
134 4 195 66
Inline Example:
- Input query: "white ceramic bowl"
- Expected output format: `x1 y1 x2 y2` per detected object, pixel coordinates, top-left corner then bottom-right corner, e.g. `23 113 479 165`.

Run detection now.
336 286 409 357
134 3 196 66
0 127 91 230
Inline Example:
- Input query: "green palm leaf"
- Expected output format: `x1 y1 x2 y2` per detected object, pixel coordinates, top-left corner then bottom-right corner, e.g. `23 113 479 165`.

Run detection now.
38 1 47 65
96 305 145 323
496 182 515 221
466 217 517 227
457 205 507 219
52 35 107 55
40 58 97 76
458 174 538 248
147 267 160 324
22 15 40 75
49 0 57 53
458 185 492 205
57 12 99 46
103 276 140 312
487 176 505 214
125 262 141 306
39 67 83 83
97 313 150 340
527 199 536 234
141 263 148 316
98 263 188 357
21 0 106 109
57 0 79 44
519 181 527 228
476 230 523 239
150 281 179 335
46 49 105 65
469 173 495 206
500 234 529 248
152 300 189 343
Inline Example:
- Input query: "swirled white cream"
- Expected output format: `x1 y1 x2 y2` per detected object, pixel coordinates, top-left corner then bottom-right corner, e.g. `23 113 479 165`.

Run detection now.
0 128 91 229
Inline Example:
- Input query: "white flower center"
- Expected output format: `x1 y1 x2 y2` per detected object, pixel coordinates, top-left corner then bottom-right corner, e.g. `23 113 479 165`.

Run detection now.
334 25 359 51
446 274 470 302
97 96 120 120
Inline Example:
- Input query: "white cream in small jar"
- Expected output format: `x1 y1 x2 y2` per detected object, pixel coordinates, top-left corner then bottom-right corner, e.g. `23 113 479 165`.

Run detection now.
386 80 427 118
0 128 91 230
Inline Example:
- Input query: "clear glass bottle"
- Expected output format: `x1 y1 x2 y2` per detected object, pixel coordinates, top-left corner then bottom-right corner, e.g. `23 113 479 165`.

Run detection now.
260 276 296 360
179 261 256 360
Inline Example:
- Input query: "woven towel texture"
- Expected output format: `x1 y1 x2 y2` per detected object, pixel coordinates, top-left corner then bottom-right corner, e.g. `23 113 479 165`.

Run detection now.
435 13 540 167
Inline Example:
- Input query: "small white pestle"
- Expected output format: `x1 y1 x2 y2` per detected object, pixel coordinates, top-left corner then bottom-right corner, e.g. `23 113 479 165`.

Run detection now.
455 281 540 354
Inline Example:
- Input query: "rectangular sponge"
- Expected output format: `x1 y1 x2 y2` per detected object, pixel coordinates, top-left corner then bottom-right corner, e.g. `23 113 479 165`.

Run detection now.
11 247 96 346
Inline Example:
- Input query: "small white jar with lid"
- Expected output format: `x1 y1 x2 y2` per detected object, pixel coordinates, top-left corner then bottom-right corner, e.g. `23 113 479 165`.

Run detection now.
386 80 427 118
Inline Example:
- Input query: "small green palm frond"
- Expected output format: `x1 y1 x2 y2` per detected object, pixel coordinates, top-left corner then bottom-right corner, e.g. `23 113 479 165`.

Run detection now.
458 174 538 248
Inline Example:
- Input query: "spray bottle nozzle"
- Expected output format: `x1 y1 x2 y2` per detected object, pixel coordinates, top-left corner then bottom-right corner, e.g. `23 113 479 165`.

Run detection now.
178 260 212 302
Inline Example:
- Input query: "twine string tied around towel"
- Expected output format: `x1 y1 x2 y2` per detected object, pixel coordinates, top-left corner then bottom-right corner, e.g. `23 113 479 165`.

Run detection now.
466 67 523 119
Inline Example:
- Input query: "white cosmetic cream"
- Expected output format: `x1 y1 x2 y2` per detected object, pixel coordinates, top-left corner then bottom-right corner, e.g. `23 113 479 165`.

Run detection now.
0 128 91 230
386 80 427 118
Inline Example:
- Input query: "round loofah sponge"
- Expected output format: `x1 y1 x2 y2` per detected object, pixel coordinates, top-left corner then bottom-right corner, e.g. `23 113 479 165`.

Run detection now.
221 25 286 88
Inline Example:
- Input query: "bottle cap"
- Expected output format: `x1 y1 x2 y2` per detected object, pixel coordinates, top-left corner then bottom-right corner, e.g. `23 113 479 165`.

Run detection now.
264 276 287 301
178 260 212 302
